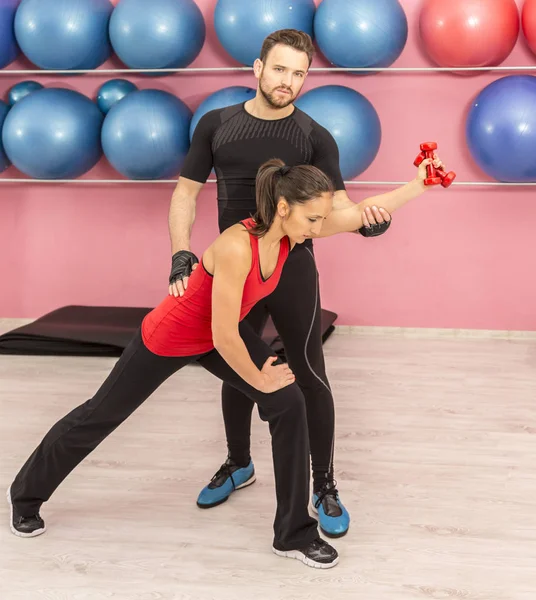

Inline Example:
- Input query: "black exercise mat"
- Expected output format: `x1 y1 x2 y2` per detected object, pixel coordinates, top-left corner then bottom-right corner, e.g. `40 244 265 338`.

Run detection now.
0 306 152 356
0 305 337 360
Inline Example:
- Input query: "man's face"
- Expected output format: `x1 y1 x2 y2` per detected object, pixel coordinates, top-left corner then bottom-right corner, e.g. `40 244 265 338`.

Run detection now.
255 44 309 109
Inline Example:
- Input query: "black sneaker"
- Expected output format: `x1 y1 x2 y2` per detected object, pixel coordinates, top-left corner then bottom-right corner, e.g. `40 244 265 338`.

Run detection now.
272 537 339 569
6 487 46 538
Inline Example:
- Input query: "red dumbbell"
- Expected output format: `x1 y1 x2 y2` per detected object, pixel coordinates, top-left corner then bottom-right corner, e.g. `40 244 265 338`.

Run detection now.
435 166 456 188
413 142 456 188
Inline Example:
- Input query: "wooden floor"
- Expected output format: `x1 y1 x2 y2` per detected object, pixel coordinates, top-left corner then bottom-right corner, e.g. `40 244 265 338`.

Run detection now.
1 321 535 599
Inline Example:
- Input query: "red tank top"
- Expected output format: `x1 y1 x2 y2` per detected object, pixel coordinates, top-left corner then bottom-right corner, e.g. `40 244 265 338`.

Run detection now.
142 219 290 357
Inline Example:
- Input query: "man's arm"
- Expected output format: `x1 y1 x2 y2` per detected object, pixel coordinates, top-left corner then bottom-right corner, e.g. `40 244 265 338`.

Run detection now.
169 176 204 254
168 111 217 296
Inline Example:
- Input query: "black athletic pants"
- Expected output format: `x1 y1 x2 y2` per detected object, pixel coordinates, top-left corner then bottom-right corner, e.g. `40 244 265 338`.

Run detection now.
221 243 335 491
11 323 319 550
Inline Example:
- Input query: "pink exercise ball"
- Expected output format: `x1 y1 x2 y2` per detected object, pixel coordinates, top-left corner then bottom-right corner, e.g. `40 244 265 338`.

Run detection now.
420 0 519 69
522 0 536 56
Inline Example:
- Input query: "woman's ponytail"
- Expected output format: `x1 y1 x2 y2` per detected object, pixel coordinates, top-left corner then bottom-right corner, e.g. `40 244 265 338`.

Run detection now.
252 158 285 236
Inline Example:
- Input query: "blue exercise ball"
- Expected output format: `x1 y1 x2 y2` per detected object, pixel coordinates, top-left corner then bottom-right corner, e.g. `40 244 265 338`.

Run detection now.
96 79 138 114
8 81 44 106
14 0 113 70
109 0 206 69
467 76 536 182
214 0 315 66
0 0 20 69
3 88 104 179
102 90 192 179
314 0 408 69
0 101 11 173
295 85 381 179
190 86 256 140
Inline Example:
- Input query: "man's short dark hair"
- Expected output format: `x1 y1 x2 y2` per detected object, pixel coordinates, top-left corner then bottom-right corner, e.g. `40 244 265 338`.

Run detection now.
259 29 315 67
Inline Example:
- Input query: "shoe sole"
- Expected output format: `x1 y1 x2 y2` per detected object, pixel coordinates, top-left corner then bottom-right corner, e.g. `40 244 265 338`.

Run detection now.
311 502 349 539
272 546 339 569
196 473 257 509
6 487 46 538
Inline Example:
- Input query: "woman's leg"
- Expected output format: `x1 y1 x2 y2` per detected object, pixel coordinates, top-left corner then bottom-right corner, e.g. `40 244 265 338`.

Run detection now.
198 322 319 552
10 329 192 529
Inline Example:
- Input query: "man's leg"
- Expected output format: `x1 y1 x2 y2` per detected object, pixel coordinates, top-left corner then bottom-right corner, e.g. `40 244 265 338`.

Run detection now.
221 303 270 465
196 302 269 508
265 245 350 538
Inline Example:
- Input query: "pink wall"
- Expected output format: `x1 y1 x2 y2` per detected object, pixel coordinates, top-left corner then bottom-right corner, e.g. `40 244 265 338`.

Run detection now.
2 0 536 330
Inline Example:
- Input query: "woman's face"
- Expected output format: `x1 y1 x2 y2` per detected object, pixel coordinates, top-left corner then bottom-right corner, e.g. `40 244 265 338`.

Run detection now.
279 192 333 243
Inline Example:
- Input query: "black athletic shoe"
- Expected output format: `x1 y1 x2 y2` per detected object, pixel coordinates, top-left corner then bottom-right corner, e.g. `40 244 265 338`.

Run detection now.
6 487 46 538
272 537 339 569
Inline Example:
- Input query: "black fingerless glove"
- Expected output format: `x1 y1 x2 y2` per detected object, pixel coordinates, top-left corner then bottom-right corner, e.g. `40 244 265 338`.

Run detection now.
169 250 199 285
358 216 392 237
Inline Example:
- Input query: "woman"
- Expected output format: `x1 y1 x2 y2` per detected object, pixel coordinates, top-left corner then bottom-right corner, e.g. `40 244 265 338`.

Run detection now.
7 154 441 569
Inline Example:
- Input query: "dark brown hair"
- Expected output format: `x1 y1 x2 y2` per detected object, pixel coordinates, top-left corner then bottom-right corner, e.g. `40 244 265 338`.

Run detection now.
259 29 315 67
252 159 334 236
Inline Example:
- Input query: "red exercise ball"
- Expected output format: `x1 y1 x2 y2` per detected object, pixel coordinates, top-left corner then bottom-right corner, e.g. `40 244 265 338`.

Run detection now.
420 0 519 69
522 0 536 56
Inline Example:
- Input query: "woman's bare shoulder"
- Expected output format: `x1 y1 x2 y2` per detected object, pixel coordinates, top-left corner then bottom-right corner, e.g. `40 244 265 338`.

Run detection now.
214 224 251 255
204 224 252 273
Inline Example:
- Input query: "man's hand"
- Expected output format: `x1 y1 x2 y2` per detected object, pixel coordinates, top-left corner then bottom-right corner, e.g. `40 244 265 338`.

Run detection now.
359 205 392 237
169 250 199 297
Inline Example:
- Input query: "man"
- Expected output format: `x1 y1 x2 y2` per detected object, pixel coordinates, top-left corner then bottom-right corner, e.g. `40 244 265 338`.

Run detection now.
168 29 391 539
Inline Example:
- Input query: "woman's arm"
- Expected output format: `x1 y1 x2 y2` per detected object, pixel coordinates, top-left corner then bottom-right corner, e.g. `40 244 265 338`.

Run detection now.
210 234 293 392
316 158 438 238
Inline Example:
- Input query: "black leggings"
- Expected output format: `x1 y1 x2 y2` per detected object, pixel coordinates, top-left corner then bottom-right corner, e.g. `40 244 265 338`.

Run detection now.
10 324 318 551
222 244 335 490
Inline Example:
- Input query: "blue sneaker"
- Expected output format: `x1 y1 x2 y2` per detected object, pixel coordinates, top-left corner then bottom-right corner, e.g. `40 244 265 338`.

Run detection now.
197 458 256 509
311 481 350 538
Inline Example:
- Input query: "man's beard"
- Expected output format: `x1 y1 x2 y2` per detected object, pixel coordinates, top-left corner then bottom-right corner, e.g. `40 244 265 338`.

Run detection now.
259 78 295 109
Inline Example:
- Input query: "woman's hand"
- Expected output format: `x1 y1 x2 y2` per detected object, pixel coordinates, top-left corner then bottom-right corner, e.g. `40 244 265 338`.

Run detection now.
416 153 444 184
257 356 296 393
